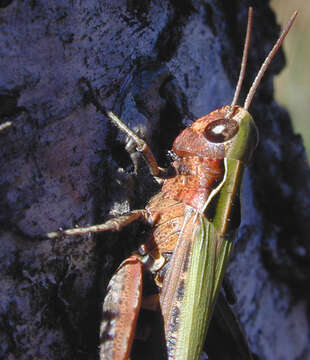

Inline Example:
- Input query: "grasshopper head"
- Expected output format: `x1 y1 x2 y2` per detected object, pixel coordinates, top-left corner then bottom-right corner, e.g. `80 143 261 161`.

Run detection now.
172 8 297 166
172 105 258 164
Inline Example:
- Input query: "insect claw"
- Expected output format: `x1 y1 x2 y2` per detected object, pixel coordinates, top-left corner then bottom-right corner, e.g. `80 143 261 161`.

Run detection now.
154 177 164 184
47 231 61 239
0 121 12 131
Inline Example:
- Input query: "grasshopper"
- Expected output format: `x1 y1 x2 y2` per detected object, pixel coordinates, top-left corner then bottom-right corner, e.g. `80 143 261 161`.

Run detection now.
48 8 297 360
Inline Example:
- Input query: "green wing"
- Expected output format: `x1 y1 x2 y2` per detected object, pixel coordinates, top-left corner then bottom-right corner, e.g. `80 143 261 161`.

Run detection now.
174 216 234 359
160 158 244 359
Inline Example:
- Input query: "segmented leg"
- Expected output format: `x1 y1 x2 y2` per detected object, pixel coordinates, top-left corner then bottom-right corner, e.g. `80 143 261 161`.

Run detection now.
47 209 149 238
107 111 167 180
100 255 143 360
79 78 167 182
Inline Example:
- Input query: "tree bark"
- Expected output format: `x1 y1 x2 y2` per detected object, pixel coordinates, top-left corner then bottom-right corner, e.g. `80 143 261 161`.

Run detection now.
0 1 309 359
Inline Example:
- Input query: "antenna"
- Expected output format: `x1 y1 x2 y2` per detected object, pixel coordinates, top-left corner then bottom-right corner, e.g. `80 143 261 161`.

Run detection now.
244 10 298 110
231 7 253 108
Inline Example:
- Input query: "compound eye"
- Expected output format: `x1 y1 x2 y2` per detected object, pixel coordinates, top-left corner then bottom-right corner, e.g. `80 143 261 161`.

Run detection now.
204 118 239 143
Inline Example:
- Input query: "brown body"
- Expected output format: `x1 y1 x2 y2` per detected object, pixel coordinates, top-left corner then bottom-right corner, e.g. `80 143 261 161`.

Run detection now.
100 107 241 359
143 158 223 255
139 109 229 275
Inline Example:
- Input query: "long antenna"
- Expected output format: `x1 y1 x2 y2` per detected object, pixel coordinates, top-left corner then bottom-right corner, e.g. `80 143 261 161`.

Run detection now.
231 7 253 108
244 10 298 110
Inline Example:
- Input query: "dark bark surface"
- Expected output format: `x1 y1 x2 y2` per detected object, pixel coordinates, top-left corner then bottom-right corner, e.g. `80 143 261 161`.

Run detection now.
0 1 309 359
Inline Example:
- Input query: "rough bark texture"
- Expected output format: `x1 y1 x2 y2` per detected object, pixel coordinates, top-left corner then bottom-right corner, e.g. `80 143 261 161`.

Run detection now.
0 1 309 359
